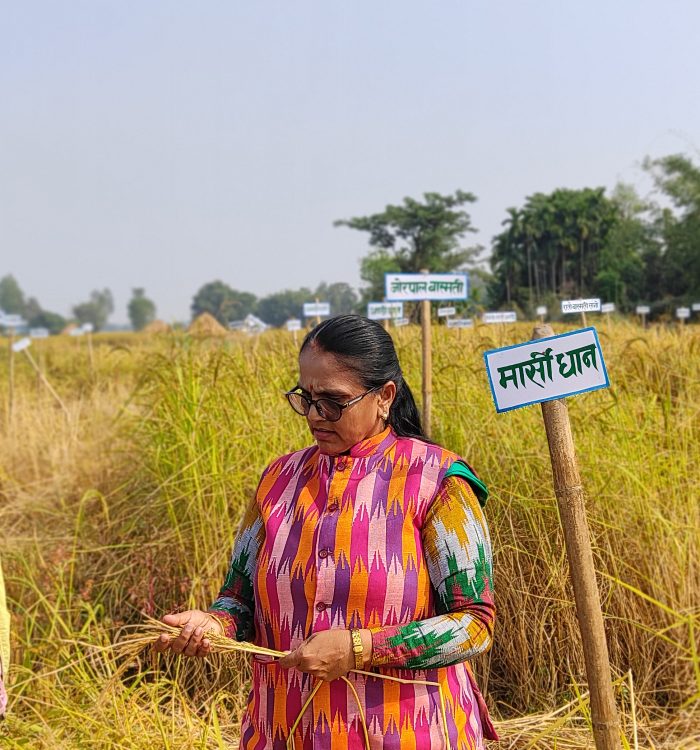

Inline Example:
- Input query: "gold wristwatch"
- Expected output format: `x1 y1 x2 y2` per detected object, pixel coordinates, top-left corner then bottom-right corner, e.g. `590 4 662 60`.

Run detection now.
350 628 364 670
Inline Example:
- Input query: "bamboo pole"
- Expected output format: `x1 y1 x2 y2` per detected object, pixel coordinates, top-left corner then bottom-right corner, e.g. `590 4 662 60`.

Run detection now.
22 348 70 417
420 269 432 438
533 323 620 750
87 330 95 376
7 332 15 427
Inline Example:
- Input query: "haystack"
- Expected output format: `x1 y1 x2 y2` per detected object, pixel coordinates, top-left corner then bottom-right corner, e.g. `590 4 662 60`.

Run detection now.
142 319 171 335
187 312 228 336
60 323 78 335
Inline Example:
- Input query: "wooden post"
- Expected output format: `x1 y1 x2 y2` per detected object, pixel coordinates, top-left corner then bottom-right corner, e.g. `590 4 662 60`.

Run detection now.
315 298 321 327
420 269 432 438
87 330 95 376
581 310 588 328
22 348 70 417
7 331 15 426
533 323 620 750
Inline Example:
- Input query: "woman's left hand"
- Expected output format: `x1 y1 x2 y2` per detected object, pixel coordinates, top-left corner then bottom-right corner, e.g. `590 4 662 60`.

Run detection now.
278 629 363 682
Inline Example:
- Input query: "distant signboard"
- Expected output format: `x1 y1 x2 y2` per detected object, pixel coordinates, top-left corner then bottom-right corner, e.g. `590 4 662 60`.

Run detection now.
447 318 473 328
393 317 409 327
29 328 49 339
69 327 85 337
676 307 690 320
81 322 95 333
437 306 456 318
286 318 302 332
692 303 700 312
303 302 330 318
385 273 468 302
11 337 31 353
561 298 601 314
0 313 27 328
601 303 616 314
636 305 650 315
484 327 609 413
536 306 547 317
367 302 403 320
483 311 517 324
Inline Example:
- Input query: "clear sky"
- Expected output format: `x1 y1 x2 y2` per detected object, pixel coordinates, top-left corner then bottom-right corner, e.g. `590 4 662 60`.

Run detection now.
2 1 699 323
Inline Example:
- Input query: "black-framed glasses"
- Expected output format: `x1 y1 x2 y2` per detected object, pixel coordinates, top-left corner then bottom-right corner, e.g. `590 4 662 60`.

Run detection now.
285 387 378 422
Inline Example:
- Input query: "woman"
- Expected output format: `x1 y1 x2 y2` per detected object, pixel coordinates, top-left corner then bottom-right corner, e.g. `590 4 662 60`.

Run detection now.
156 315 497 749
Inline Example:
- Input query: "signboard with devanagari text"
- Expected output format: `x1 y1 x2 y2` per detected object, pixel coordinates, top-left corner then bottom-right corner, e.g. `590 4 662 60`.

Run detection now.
561 298 601 314
384 273 468 302
367 302 403 320
483 327 609 413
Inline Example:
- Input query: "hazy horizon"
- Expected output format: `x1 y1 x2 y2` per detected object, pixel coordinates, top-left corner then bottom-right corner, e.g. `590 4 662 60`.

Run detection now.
2 1 699 323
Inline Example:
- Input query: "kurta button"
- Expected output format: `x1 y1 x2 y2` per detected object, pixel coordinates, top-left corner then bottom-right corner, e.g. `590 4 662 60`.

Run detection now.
319 548 330 559
316 602 326 612
337 460 346 471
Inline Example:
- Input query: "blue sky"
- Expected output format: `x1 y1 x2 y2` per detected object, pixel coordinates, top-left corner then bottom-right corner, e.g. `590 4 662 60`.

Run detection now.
2 1 699 322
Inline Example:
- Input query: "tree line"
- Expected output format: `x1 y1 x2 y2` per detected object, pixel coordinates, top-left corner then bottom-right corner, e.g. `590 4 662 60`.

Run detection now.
3 151 698 331
0 280 156 333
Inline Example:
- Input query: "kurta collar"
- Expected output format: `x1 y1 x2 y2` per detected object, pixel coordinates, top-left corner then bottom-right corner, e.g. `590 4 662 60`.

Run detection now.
344 426 397 459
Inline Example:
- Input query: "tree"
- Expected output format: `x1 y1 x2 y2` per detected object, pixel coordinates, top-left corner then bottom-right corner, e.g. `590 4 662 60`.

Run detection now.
73 289 114 331
191 281 256 325
645 154 700 301
28 310 66 335
314 282 359 315
128 288 157 331
335 191 482 304
257 288 313 327
489 188 620 311
0 275 26 314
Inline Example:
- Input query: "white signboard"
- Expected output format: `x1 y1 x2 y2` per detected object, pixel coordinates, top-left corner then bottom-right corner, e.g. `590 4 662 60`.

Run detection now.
393 317 409 327
636 305 650 315
484 327 609 413
447 318 473 328
385 273 468 301
367 302 404 320
601 303 616 314
303 302 330 318
11 337 32 353
69 327 85 337
676 307 690 320
0 314 27 328
692 303 700 312
81 322 95 333
286 318 302 332
29 327 50 339
437 306 456 318
483 311 517 324
561 298 601 314
536 306 547 317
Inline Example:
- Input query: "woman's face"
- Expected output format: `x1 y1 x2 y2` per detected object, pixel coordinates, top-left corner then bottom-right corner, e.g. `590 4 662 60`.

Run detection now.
296 345 396 455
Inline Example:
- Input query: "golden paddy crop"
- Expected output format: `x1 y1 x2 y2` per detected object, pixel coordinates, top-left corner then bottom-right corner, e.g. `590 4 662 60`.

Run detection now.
0 321 698 748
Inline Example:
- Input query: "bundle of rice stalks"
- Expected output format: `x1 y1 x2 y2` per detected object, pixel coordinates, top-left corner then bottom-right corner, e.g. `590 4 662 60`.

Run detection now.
142 319 172 335
113 618 285 662
187 313 228 336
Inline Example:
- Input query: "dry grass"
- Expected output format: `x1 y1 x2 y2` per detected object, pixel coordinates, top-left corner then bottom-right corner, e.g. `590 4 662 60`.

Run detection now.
0 321 698 748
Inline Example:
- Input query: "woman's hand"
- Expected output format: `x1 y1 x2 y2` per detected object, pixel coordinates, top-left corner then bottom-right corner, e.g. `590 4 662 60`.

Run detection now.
152 609 224 658
278 629 372 682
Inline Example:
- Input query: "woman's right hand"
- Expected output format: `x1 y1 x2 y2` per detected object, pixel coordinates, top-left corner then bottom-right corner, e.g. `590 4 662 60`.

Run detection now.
153 609 224 658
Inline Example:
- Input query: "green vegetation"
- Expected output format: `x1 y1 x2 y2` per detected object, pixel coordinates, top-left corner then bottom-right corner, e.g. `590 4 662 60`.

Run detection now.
127 288 157 332
0 323 698 747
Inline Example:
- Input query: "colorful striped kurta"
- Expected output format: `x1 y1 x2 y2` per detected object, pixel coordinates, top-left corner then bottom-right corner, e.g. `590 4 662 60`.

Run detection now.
210 427 496 749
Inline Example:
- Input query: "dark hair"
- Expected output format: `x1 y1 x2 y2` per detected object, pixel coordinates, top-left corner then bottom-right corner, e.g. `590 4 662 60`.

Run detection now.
300 315 428 441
